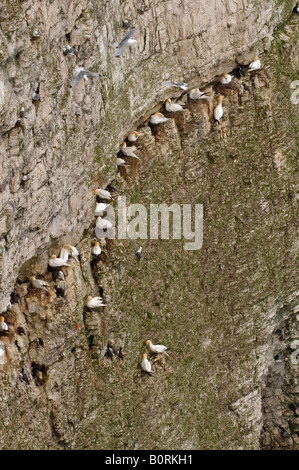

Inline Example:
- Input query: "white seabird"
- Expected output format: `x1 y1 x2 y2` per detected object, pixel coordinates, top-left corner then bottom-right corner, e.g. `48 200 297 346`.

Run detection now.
92 241 102 256
0 341 5 358
141 353 152 375
146 340 169 356
189 88 209 100
63 45 78 56
59 246 69 261
96 217 113 230
86 296 106 308
94 188 112 200
117 157 129 166
32 30 41 38
248 56 261 71
220 73 233 84
121 142 140 159
70 67 100 88
29 276 49 292
64 244 79 257
0 316 8 332
114 28 137 57
128 131 140 142
48 254 70 268
95 202 110 216
162 81 188 91
165 98 184 112
214 96 224 124
149 112 169 124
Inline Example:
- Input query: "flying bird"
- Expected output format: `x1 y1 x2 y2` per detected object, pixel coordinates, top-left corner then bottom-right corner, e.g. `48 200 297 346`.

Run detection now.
214 96 224 124
141 353 152 376
114 28 137 57
29 276 49 292
63 45 78 56
165 98 184 112
48 254 70 268
248 56 261 71
146 340 169 356
189 88 209 100
162 81 188 91
149 112 169 124
70 67 99 88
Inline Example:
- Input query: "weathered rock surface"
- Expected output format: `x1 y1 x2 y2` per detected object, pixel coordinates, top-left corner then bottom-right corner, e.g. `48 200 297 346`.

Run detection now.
0 0 299 450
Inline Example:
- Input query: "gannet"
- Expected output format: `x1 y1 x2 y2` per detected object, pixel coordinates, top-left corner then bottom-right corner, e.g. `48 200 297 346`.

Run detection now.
96 216 113 230
150 112 169 124
128 131 140 142
214 96 223 124
141 353 152 375
162 81 188 91
117 157 129 166
189 88 209 100
48 254 70 267
29 276 49 292
220 73 233 84
136 247 143 259
0 341 5 358
248 56 261 71
0 316 8 332
121 142 140 159
70 67 100 88
63 45 78 56
146 340 169 356
94 188 112 200
86 296 106 308
20 107 27 119
165 98 184 112
95 202 110 216
92 241 102 256
114 28 137 56
65 244 79 257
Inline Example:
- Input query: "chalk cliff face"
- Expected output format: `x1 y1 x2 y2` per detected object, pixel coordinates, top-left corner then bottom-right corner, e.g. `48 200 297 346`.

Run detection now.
0 0 299 450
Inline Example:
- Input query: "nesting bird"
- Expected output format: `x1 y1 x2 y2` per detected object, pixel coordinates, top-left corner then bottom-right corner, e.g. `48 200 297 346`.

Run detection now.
121 142 140 159
136 247 143 260
86 296 106 308
220 73 233 85
116 157 129 166
94 188 112 200
141 353 152 376
95 202 110 216
214 96 224 124
48 254 70 268
146 340 169 356
165 98 184 112
20 107 27 119
92 241 102 256
248 56 261 71
189 88 209 100
162 81 188 91
63 244 79 258
70 67 100 88
150 112 169 124
0 316 8 333
127 131 140 142
114 28 137 56
63 45 78 56
29 276 49 292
